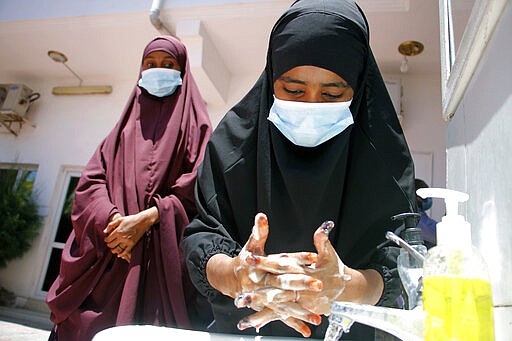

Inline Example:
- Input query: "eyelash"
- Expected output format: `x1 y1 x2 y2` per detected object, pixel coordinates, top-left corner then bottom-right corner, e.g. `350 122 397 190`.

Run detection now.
284 88 303 95
145 62 175 69
284 87 344 99
323 92 344 99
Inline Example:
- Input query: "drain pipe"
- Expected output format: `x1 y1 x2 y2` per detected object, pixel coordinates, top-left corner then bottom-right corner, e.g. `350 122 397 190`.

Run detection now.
150 0 174 36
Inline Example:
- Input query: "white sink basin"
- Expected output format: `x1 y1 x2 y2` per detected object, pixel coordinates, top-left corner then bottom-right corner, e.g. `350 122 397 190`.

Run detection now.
92 325 306 341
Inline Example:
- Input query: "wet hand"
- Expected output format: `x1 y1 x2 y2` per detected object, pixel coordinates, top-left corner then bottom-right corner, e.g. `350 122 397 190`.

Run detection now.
233 213 321 293
297 221 351 315
233 213 324 337
234 220 350 336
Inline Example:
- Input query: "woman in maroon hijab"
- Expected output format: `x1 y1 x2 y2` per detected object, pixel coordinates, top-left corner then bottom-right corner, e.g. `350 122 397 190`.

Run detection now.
46 36 213 341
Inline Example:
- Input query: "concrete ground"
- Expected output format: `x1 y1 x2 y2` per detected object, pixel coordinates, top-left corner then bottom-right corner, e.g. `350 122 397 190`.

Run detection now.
0 306 51 341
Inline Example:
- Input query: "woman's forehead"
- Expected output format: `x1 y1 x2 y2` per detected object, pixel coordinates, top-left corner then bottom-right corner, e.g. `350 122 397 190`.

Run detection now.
144 50 173 58
143 38 181 59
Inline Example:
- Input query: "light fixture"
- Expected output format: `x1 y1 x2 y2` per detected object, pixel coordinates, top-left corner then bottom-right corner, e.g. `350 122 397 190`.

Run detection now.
48 50 112 95
398 41 424 73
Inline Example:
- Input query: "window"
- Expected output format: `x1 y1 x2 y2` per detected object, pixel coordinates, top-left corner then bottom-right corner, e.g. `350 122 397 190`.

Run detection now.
439 0 508 119
37 167 81 295
0 163 38 191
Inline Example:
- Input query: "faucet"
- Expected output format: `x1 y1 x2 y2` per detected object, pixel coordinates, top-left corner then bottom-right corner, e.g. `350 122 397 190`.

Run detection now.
325 301 425 341
324 230 426 341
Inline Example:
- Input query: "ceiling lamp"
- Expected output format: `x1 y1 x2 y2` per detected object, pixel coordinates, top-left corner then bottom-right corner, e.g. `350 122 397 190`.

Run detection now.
398 41 424 73
48 50 112 95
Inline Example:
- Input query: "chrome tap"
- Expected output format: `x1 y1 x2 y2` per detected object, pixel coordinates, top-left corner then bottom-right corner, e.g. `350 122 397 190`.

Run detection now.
325 301 425 341
324 229 426 341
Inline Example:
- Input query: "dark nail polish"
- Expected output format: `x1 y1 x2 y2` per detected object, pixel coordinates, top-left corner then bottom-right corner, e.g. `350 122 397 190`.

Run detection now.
321 221 335 234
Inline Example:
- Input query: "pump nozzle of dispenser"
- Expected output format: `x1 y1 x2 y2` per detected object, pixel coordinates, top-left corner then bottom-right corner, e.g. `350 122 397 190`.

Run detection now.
416 188 470 248
416 188 468 217
391 212 421 230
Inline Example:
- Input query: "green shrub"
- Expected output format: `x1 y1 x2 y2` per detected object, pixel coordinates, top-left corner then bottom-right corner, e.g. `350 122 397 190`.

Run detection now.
0 169 42 268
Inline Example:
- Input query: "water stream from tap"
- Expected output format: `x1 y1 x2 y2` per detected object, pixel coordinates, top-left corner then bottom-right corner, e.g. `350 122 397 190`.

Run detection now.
324 316 354 341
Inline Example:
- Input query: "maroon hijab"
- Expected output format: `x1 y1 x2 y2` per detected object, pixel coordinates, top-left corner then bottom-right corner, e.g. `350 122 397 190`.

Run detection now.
46 36 212 340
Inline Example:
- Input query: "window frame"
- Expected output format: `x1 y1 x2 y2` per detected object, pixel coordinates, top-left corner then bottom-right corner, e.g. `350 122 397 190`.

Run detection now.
440 0 508 121
34 165 82 299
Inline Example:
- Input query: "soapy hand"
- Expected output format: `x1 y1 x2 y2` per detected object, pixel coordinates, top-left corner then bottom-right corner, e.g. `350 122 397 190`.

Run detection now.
233 215 350 337
232 213 323 337
297 221 350 315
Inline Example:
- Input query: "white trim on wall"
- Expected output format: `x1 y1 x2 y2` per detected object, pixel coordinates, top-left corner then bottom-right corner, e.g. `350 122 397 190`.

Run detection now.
439 0 509 120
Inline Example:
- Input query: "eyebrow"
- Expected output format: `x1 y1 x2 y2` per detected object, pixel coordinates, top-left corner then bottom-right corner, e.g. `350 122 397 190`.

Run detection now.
144 55 175 60
321 81 349 88
279 76 306 85
279 76 349 88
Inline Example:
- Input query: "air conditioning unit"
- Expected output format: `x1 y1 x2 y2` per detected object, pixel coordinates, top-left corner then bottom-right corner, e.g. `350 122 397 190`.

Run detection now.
0 84 40 136
0 84 39 118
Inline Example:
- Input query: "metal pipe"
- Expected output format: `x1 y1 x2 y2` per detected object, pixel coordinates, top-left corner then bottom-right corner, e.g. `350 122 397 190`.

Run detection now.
385 231 425 263
150 0 174 36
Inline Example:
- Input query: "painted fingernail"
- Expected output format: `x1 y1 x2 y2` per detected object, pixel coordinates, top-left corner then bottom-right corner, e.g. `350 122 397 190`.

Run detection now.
256 213 267 223
234 293 252 308
308 278 323 291
307 253 318 263
309 313 322 325
299 325 312 337
321 221 335 235
246 255 260 265
237 318 252 330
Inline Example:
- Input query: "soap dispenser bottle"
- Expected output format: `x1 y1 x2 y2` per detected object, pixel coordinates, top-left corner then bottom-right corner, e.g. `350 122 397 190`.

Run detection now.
417 188 494 341
392 213 427 310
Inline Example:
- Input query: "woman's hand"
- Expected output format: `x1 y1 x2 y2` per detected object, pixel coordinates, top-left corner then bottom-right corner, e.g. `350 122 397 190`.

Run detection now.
206 213 323 337
234 219 351 336
236 214 327 337
103 207 159 262
297 221 351 315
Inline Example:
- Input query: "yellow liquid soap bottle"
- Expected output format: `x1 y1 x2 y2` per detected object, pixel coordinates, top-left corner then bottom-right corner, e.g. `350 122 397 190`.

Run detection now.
417 188 494 341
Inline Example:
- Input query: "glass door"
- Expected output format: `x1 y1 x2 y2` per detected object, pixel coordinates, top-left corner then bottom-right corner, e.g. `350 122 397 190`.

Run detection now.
37 167 81 296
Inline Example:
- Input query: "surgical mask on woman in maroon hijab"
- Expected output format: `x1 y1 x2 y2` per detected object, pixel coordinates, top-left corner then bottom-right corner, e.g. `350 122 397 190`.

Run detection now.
138 50 183 97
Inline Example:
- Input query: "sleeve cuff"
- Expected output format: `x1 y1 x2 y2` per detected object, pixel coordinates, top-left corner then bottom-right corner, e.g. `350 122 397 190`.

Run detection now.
363 246 401 307
365 263 400 307
198 244 240 300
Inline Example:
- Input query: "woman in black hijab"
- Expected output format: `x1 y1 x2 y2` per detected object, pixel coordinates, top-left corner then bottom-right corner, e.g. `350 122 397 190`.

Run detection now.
182 0 416 339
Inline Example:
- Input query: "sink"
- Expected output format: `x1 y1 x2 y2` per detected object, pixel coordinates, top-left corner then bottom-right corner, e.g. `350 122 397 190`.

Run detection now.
92 325 306 341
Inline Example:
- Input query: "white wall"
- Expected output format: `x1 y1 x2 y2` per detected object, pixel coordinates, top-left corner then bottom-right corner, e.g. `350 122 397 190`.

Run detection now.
387 72 448 221
403 73 448 221
446 2 512 339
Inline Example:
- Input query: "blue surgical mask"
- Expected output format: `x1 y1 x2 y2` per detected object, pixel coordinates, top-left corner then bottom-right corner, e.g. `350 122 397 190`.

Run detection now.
267 96 354 147
138 68 182 97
